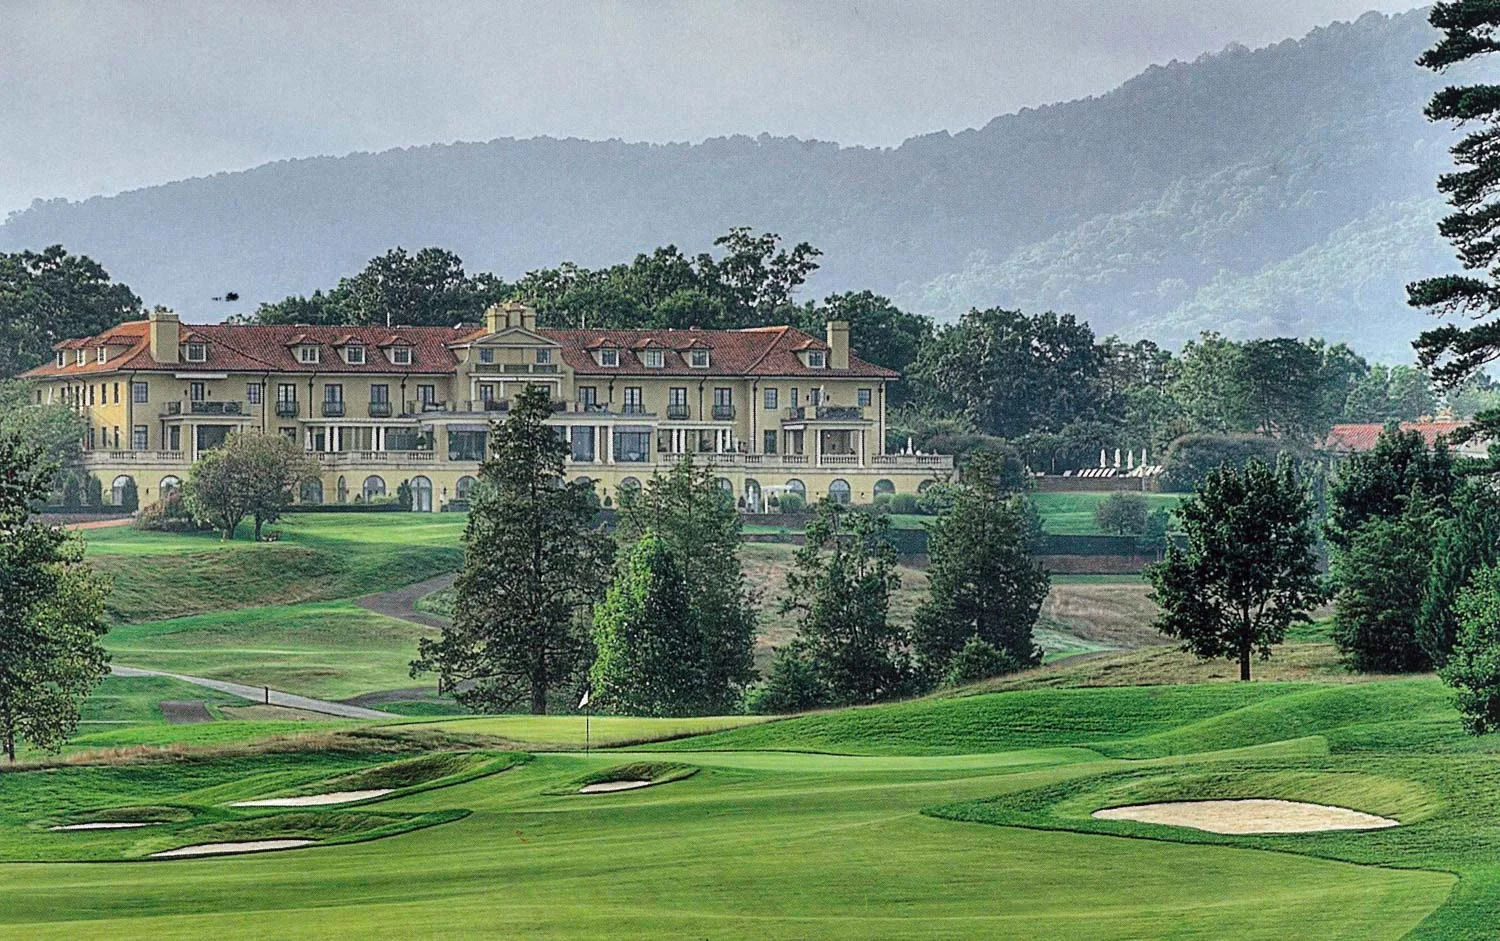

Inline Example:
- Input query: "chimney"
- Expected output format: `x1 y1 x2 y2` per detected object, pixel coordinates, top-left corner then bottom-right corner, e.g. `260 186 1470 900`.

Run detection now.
519 302 537 332
484 303 505 334
826 320 850 369
149 308 179 364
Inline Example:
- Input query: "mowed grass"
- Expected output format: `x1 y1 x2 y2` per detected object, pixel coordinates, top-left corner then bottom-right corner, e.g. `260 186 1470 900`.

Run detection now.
103 601 439 700
77 675 250 729
399 713 775 749
86 513 466 621
1030 490 1184 534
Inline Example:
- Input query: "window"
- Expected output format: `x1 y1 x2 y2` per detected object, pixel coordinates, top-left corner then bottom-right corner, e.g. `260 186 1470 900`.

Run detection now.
810 388 823 407
389 346 412 365
370 384 389 403
324 383 343 402
612 430 651 462
571 426 596 463
536 348 552 365
185 342 207 362
828 479 852 504
667 387 688 419
623 387 645 415
448 430 487 462
88 427 95 449
76 349 86 365
189 382 205 402
97 347 107 364
298 345 320 364
168 426 181 451
689 349 710 368
132 382 149 403
763 430 778 454
113 382 120 404
858 388 873 407
112 427 121 449
56 351 65 368
280 427 297 441
712 388 733 420
87 385 95 405
578 386 599 411
246 384 262 405
345 344 365 365
479 348 495 364
763 388 778 410
418 384 436 407
277 383 296 403
598 348 619 367
790 388 800 408
643 349 664 368
807 350 827 369
456 476 477 500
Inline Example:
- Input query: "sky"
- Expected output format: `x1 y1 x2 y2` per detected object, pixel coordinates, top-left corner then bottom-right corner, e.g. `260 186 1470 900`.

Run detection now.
1 0 1421 217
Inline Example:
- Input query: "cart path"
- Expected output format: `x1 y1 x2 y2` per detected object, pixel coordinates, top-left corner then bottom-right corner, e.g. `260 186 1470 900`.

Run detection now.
354 573 455 630
110 665 398 720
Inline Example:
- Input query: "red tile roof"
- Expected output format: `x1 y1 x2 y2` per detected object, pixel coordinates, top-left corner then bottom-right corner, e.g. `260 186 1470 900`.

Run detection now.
22 321 895 380
1323 422 1472 453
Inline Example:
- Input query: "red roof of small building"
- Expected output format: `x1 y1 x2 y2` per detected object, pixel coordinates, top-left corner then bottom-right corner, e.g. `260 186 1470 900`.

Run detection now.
1323 421 1472 453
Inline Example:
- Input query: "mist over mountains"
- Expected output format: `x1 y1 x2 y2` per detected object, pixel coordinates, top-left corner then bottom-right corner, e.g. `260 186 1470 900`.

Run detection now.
0 9 1461 360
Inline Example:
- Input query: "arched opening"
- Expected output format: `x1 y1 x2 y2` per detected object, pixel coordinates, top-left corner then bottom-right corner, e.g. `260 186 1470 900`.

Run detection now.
455 476 477 501
786 479 807 500
410 475 433 512
159 475 182 497
299 477 324 505
828 479 852 504
874 479 896 497
917 479 936 493
336 476 349 503
362 475 387 502
111 475 135 506
744 478 763 513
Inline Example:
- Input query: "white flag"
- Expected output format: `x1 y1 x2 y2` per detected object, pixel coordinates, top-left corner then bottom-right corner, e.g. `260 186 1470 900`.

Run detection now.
578 689 590 709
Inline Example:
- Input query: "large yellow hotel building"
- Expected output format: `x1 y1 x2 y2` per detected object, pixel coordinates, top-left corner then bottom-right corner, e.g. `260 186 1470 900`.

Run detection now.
23 302 952 511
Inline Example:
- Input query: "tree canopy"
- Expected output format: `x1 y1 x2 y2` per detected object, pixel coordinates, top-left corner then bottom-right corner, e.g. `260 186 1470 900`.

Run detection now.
0 246 141 377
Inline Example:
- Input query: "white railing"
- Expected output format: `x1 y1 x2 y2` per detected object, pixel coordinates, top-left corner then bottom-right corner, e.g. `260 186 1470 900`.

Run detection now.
84 450 186 466
873 454 955 470
317 450 436 466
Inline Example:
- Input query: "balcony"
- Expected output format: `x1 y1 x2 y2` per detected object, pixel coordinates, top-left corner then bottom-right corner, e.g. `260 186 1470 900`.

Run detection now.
472 362 559 375
368 401 393 418
83 450 187 467
164 401 245 417
621 404 649 417
872 453 955 470
785 405 865 422
712 404 735 421
666 404 690 420
316 450 436 466
275 401 299 418
321 401 346 418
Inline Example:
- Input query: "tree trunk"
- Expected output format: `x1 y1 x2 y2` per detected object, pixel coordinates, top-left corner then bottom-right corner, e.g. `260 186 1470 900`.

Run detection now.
531 678 547 715
254 516 263 542
4 729 14 763
1239 646 1251 682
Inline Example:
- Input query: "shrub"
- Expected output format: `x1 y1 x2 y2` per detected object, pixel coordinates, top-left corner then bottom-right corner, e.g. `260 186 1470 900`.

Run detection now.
748 646 828 715
916 482 961 515
61 475 81 510
134 490 204 532
118 477 139 513
85 475 103 507
1094 492 1149 535
1442 565 1500 734
941 636 1026 688
886 492 918 514
779 492 805 513
397 480 414 511
872 493 893 511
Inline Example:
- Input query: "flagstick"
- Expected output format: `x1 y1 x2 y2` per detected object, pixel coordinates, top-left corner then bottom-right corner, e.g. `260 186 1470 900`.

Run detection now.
585 705 590 756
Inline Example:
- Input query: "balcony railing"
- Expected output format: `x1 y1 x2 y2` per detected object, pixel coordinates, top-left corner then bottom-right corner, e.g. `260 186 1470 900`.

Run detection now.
472 362 560 375
712 404 735 421
275 401 299 418
872 453 955 470
321 401 346 417
785 405 864 422
316 450 437 466
368 401 393 418
666 404 690 420
84 450 187 466
164 401 245 416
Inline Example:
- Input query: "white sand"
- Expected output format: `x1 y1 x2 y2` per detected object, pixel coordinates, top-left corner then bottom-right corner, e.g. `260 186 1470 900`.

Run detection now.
230 789 393 807
1092 799 1399 834
49 822 154 831
578 779 654 794
151 839 317 858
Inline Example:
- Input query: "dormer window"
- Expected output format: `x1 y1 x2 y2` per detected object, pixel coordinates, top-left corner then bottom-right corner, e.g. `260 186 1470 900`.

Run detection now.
536 348 552 365
479 348 495 364
97 347 107 364
344 344 365 365
185 342 207 363
807 350 827 369
75 349 86 365
57 351 66 368
298 345 320 364
689 349 710 369
389 346 412 366
598 349 619 367
643 349 664 368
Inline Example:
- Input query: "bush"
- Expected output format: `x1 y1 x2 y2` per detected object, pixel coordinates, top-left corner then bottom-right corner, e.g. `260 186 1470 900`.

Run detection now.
778 492 805 513
941 636 1026 688
1094 492 1149 535
872 493 893 511
888 492 920 514
134 490 204 532
85 475 103 507
397 480 414 511
1441 565 1500 734
748 646 828 715
1160 434 1299 492
61 475 81 510
118 477 139 513
916 482 961 515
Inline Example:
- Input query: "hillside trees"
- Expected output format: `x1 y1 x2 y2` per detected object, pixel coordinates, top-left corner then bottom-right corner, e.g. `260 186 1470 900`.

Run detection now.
1324 426 1457 551
0 380 86 479
0 246 141 377
1419 481 1500 665
252 247 511 327
1147 459 1323 681
413 386 611 714
0 433 110 760
912 453 1049 681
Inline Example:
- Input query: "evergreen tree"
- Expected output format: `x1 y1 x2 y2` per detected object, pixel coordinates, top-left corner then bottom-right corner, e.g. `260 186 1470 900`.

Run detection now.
0 433 110 760
912 453 1049 680
1330 499 1437 673
1441 565 1500 734
1324 426 1457 550
1418 481 1500 666
1147 459 1323 681
413 386 611 713
615 456 757 712
1409 2 1500 420
590 532 703 716
779 502 911 705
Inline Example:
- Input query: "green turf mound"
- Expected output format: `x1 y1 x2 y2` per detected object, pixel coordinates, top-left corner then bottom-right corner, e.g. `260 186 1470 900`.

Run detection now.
146 808 468 859
551 762 698 796
45 805 196 829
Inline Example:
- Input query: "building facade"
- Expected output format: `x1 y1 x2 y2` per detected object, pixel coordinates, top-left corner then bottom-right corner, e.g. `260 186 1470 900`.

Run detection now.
23 303 952 511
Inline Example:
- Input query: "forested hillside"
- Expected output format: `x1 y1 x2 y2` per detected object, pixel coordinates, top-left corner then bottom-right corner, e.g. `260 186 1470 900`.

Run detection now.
0 9 1461 359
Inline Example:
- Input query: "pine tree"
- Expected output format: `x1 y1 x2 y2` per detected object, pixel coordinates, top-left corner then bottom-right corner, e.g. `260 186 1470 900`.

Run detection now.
590 532 703 716
1419 481 1500 666
413 386 611 713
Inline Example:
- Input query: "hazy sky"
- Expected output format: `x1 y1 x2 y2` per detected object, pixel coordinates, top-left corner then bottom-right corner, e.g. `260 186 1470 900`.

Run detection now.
2 1 1421 217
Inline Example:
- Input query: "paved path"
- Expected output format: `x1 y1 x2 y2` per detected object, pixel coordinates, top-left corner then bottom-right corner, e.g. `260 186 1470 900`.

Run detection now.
111 665 398 720
354 573 455 629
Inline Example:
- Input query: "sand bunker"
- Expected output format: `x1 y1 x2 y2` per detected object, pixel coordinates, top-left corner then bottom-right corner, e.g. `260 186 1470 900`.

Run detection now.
49 822 154 831
1092 799 1399 834
578 779 654 794
230 789 393 807
151 839 316 858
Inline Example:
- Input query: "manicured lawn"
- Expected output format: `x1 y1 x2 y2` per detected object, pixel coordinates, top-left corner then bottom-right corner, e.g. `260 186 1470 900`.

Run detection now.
85 514 465 621
103 600 438 700
1029 491 1184 535
399 713 774 749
